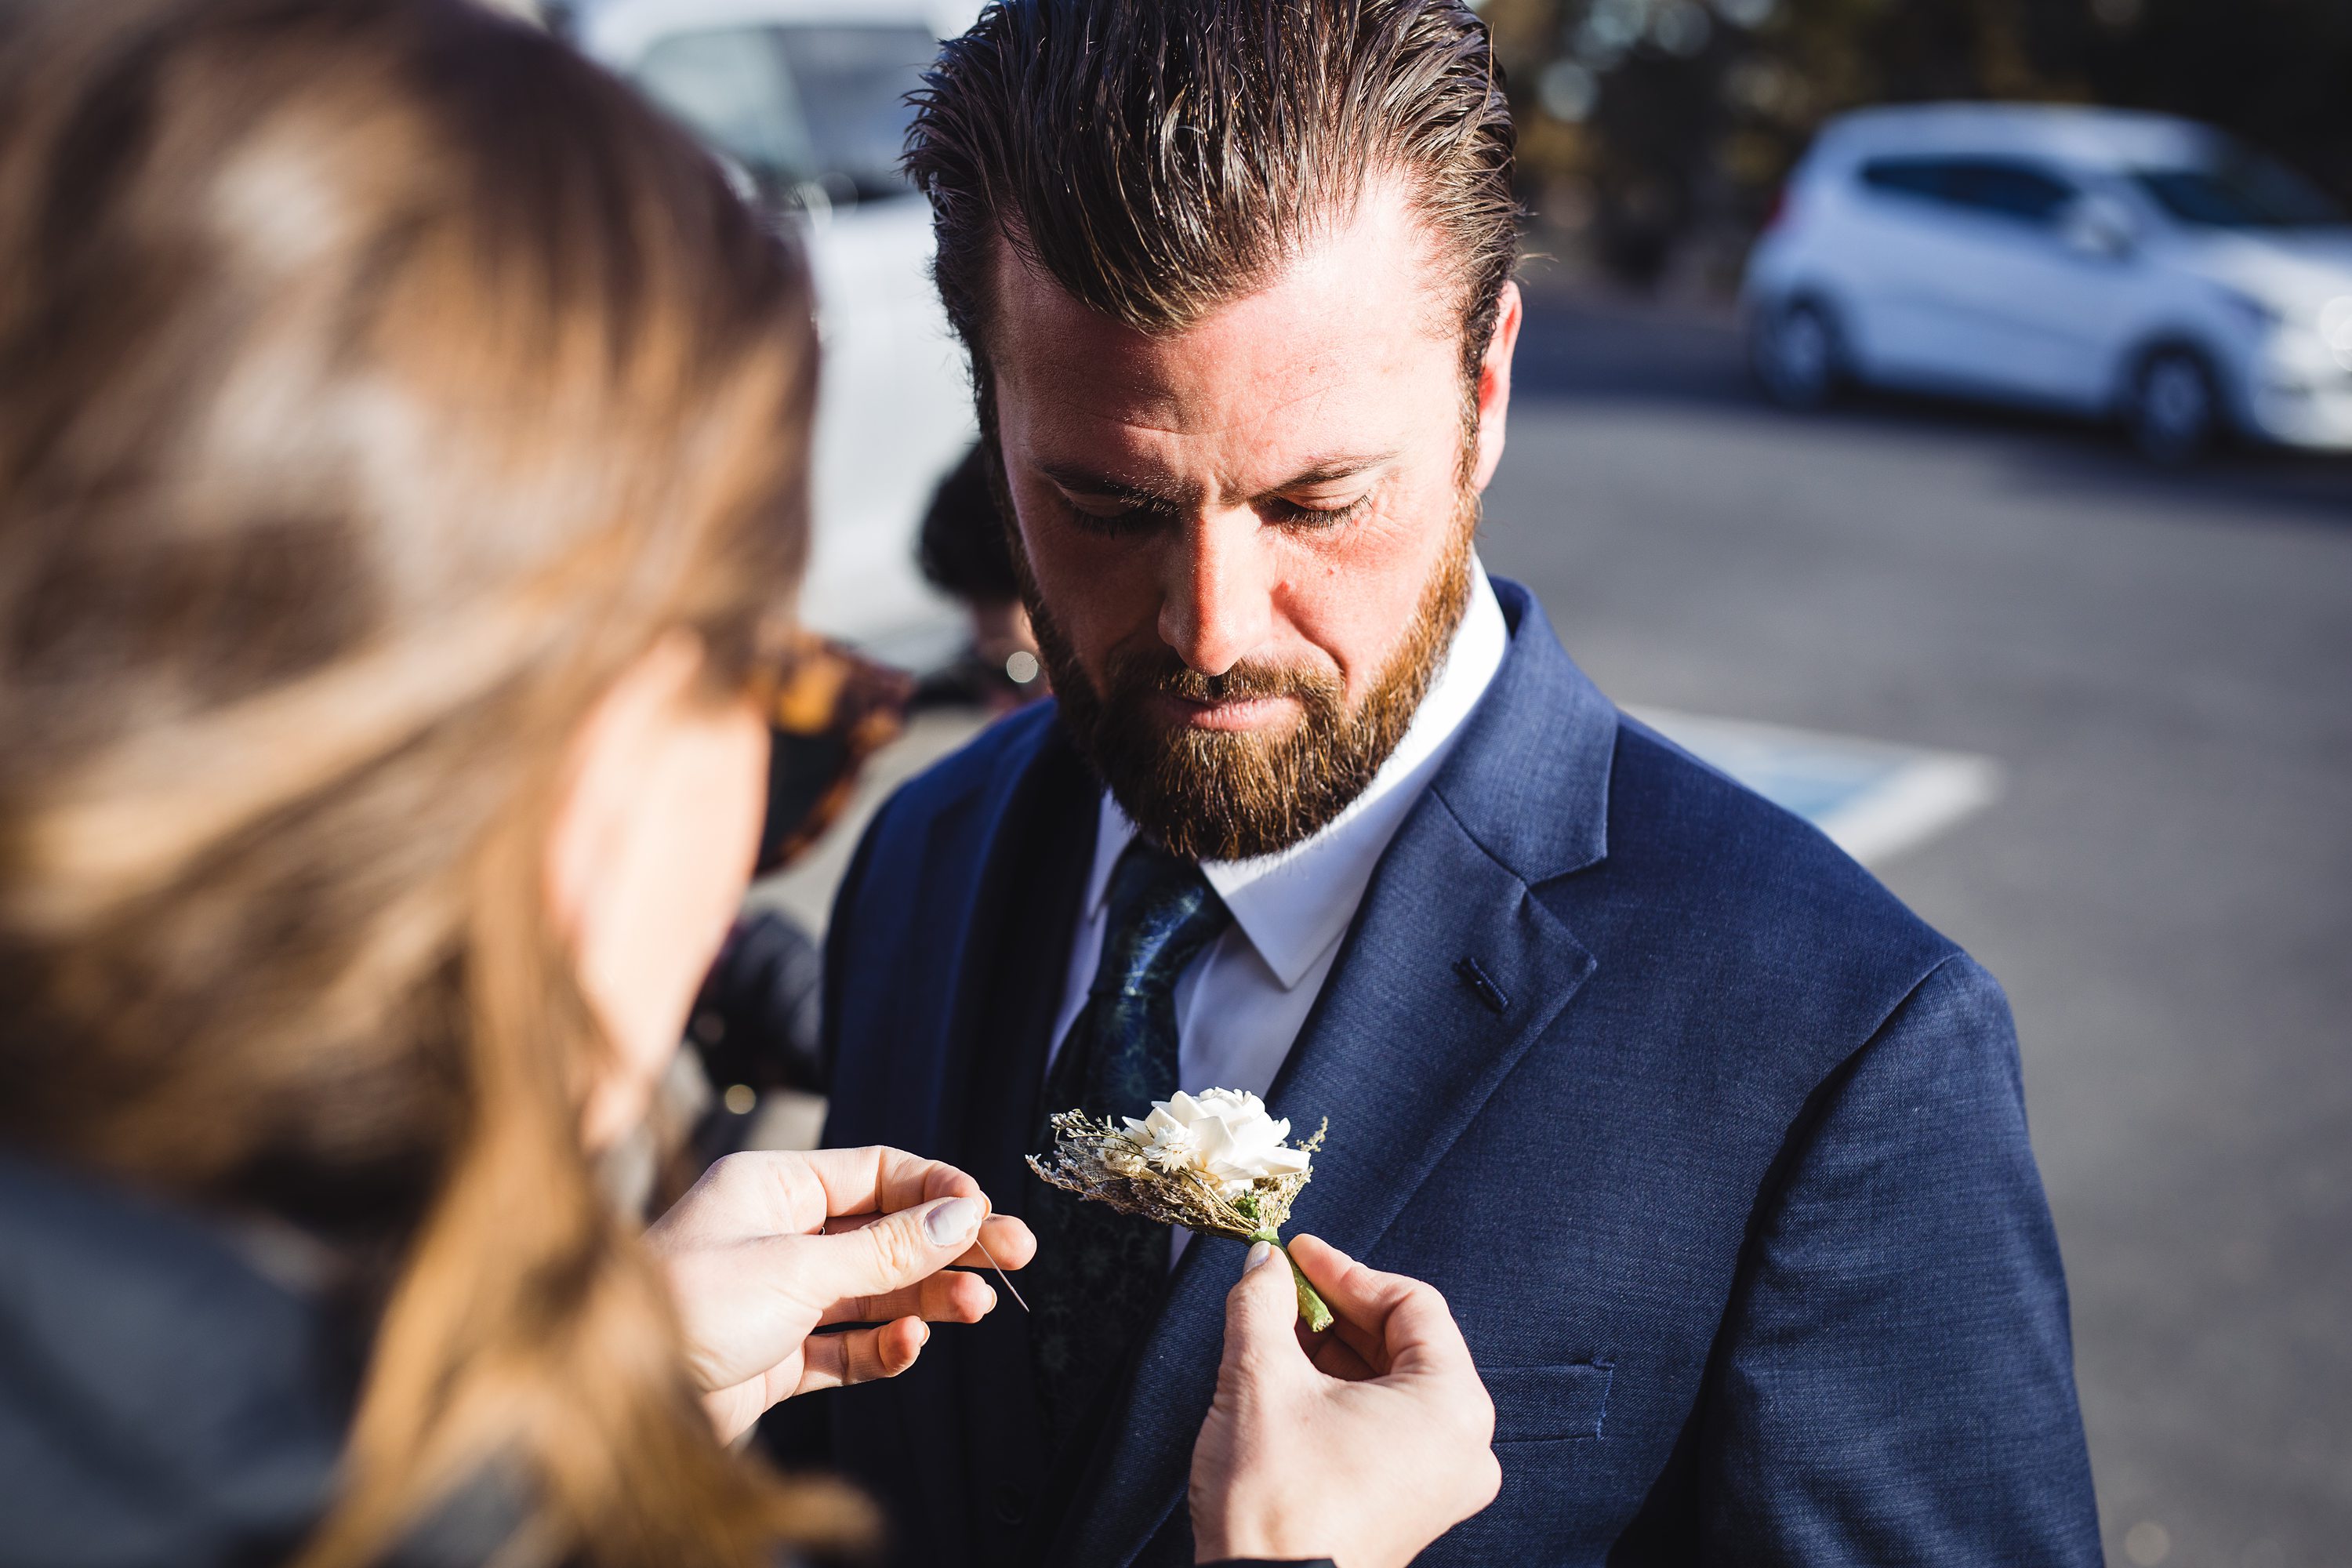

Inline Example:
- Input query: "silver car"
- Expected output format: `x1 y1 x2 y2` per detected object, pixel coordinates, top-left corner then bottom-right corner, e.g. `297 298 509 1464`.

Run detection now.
1742 103 2352 461
574 0 985 656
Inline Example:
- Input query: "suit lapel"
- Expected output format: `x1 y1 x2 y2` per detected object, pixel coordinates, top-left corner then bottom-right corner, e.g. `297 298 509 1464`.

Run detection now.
827 779 995 1548
948 738 1097 1547
826 709 1081 1550
1054 794 1597 1565
1050 581 1619 1567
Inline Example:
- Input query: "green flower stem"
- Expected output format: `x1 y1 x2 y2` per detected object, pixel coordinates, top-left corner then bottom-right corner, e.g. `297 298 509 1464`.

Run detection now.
1249 1229 1333 1332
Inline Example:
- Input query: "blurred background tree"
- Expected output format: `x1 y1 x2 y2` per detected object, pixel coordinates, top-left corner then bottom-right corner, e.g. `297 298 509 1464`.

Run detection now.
1485 0 2352 290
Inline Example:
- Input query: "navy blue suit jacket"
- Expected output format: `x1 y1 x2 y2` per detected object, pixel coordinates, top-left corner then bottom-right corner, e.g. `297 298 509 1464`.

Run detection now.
808 579 2100 1566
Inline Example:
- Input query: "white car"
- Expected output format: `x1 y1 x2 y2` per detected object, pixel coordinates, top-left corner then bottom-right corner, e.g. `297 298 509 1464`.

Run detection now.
572 0 984 656
1742 103 2352 461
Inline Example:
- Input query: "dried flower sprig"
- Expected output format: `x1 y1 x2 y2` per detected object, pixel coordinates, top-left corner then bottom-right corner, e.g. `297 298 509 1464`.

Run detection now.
1028 1091 1334 1330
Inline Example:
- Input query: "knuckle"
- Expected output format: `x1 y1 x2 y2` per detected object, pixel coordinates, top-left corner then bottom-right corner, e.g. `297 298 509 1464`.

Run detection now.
705 1149 757 1187
863 1215 925 1277
720 1148 816 1210
1472 1450 1503 1506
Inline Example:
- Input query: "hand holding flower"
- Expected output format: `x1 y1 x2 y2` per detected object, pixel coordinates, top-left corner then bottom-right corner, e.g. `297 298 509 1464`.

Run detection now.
1189 1236 1501 1568
1029 1088 1332 1327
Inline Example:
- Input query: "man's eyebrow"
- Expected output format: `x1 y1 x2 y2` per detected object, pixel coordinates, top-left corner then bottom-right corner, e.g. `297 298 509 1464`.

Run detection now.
1036 463 1189 506
1038 452 1399 502
1267 452 1400 490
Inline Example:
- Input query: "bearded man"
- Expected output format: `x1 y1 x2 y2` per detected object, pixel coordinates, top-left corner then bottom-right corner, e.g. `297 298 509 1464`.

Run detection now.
800 3 2102 1565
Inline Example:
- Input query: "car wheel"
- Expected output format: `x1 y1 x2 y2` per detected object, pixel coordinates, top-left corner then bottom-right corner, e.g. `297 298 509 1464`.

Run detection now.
2130 348 2220 464
1754 297 1842 410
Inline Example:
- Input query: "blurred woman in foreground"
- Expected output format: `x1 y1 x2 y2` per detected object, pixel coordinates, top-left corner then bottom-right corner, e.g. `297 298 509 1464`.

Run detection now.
0 2 1501 1566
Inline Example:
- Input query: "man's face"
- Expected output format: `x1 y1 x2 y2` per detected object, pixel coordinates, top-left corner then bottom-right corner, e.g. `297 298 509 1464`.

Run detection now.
988 183 1522 860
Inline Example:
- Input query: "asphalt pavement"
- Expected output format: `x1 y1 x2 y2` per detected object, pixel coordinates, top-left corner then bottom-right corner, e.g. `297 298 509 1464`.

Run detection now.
1486 290 2352 1568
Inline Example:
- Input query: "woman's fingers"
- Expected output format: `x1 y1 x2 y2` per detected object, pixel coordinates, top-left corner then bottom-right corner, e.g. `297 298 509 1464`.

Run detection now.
815 1265 998 1328
793 1317 930 1396
1285 1235 1393 1370
956 1213 1036 1271
1287 1233 1406 1323
648 1149 1012 1438
658 1148 990 1245
1287 1235 1480 1382
821 1207 1032 1274
1313 1305 1390 1377
787 1192 987 1315
827 1210 1033 1265
1218 1240 1313 1381
1305 1328 1379 1381
1193 1248 1500 1567
793 1145 987 1229
1367 1272 1481 1384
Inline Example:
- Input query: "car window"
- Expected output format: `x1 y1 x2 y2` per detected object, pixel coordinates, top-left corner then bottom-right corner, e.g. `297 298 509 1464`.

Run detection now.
2132 149 2346 230
1949 162 2078 223
1860 156 2078 227
632 24 936 208
1859 157 1953 203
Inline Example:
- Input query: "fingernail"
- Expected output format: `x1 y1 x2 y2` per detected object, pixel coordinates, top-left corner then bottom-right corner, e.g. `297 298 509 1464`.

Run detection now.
917 1322 931 1347
1245 1240 1276 1272
924 1196 981 1246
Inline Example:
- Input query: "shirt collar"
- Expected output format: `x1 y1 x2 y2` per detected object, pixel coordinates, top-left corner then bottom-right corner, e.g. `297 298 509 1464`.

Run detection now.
1080 557 1510 989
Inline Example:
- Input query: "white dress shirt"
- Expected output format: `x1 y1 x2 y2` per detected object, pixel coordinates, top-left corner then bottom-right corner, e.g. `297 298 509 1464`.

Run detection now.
1044 559 1508 1255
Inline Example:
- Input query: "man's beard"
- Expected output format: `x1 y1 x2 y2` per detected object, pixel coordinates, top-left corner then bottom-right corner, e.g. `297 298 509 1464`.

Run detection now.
1020 492 1477 863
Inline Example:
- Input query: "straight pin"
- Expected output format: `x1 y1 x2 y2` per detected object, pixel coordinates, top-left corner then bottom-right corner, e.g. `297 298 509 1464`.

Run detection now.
974 1233 1029 1312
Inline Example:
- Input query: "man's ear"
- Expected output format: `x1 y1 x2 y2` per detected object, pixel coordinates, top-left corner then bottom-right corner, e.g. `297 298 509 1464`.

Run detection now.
1468 280 1523 493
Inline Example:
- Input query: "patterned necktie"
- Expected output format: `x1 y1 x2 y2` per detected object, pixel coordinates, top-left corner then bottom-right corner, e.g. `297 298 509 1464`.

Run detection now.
1029 839 1232 1442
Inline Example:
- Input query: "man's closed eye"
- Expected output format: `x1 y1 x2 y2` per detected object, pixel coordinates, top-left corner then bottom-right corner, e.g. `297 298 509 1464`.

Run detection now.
1258 493 1374 529
1057 492 1182 535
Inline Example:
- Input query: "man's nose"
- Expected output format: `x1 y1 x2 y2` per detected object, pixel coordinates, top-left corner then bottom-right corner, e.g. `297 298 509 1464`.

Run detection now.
1156 507 1273 677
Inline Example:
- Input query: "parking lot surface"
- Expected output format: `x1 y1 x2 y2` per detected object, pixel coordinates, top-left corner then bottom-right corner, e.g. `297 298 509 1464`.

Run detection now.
1489 291 2352 1568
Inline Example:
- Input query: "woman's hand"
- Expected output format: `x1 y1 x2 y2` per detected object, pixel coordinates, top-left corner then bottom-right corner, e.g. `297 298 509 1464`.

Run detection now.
1189 1235 1501 1568
644 1146 1036 1440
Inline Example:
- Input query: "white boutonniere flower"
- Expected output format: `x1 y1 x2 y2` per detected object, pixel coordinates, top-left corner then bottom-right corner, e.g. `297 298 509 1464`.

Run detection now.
1130 1088 1314 1198
1029 1087 1332 1329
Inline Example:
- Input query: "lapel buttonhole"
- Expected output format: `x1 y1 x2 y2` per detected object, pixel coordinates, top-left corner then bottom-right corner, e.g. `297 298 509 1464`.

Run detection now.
1453 955 1510 1015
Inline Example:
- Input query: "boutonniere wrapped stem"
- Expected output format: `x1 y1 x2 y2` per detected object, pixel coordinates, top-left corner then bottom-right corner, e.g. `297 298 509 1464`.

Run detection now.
1029 1087 1333 1330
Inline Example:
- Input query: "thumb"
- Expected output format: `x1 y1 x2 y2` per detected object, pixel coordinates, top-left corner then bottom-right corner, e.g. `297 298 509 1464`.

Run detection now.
1218 1240 1305 1383
798 1194 984 1310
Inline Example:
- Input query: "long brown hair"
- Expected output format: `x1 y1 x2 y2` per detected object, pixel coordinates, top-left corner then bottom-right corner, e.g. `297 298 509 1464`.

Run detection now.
0 1 850 1562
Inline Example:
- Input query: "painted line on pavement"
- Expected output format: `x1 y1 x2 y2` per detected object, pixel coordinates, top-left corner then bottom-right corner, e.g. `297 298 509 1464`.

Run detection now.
1628 706 2003 867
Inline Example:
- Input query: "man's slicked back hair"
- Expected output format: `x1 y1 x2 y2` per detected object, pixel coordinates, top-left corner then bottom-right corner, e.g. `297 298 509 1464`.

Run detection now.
906 0 1517 392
